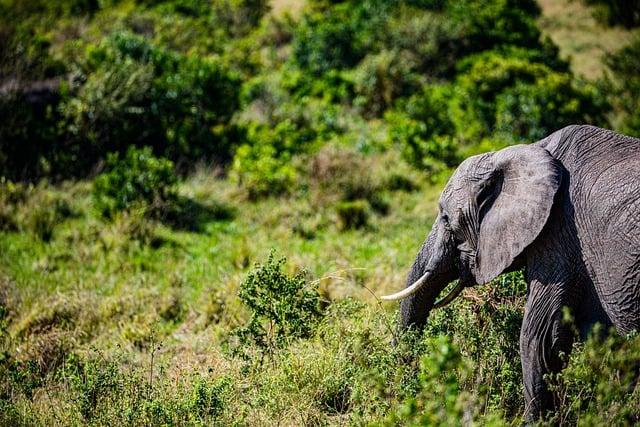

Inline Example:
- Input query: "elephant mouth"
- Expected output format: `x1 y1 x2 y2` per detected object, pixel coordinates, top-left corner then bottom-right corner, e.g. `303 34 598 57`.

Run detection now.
431 280 465 308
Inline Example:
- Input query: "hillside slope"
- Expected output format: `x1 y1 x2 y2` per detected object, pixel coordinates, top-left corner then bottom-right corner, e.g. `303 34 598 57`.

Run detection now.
537 0 639 79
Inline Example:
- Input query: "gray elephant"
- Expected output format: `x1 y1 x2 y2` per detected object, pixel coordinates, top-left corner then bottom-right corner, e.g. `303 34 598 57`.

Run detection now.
382 125 640 420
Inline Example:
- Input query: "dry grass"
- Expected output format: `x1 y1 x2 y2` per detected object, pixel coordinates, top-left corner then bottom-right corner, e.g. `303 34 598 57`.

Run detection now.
270 0 307 19
537 0 639 79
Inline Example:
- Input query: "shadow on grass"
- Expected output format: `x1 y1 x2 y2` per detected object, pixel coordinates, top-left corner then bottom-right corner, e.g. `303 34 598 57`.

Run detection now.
161 196 235 232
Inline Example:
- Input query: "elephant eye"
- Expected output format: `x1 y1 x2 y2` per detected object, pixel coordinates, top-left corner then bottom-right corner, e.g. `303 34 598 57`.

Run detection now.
441 214 450 226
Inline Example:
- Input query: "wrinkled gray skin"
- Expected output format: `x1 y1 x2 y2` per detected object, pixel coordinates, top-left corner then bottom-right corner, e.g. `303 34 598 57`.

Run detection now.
398 125 640 421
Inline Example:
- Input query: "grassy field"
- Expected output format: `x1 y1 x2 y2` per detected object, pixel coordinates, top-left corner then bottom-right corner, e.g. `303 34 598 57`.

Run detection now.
3 149 639 425
1 153 457 424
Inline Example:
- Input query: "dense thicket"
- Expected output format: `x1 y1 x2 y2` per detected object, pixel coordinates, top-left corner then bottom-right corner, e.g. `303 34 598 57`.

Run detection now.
0 0 617 185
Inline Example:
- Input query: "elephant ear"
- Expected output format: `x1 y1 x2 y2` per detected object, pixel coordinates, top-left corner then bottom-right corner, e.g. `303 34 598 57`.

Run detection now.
473 145 562 284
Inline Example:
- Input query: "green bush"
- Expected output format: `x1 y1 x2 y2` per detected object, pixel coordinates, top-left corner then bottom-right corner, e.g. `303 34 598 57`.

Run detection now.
231 143 297 200
383 336 472 425
93 146 178 217
386 93 459 174
291 1 391 77
309 144 379 201
452 51 609 140
234 252 322 358
336 200 370 230
63 30 241 166
387 84 459 175
382 7 466 79
185 375 231 420
495 74 608 141
583 0 640 28
55 352 233 424
230 119 320 199
606 37 640 137
0 179 30 232
0 180 75 241
446 0 541 52
548 328 640 425
349 49 422 118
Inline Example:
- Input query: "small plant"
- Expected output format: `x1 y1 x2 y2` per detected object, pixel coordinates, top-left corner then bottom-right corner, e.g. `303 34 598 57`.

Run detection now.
234 252 322 359
547 328 640 425
0 179 30 232
384 336 472 425
93 146 178 218
336 200 370 230
185 375 231 419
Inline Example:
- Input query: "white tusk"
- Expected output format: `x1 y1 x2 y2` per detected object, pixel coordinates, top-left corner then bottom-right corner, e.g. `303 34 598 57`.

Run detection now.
380 271 431 301
432 281 465 309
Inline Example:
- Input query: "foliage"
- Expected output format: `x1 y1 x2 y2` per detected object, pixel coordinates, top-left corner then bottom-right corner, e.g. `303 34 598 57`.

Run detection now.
234 252 322 358
349 49 422 118
0 179 75 240
93 146 178 217
383 336 473 425
548 328 640 425
583 0 640 28
606 37 640 137
64 30 242 165
453 51 609 140
386 84 459 172
230 122 303 199
336 199 370 230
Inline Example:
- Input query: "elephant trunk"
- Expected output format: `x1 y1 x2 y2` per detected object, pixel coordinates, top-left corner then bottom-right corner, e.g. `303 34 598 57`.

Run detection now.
394 221 460 331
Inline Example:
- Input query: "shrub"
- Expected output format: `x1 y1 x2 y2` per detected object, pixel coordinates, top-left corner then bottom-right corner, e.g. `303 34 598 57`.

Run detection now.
0 181 75 241
336 200 370 230
93 146 178 217
63 30 242 166
234 252 322 358
383 336 473 425
185 375 231 419
446 0 542 53
291 1 391 76
383 8 466 78
386 84 459 173
548 328 640 425
386 110 459 174
495 74 609 141
0 179 31 231
453 51 609 140
231 142 297 199
349 49 422 118
583 0 640 28
308 144 378 202
230 120 319 199
384 173 419 192
606 37 640 137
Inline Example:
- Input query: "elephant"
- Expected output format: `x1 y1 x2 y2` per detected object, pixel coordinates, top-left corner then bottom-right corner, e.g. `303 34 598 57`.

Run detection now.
382 125 640 420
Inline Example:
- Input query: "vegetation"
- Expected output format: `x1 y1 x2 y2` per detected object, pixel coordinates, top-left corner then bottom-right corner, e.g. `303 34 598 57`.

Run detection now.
1 0 639 424
582 0 640 28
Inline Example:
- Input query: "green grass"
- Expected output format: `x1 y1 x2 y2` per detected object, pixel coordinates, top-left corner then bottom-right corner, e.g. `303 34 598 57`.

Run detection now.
2 154 640 425
0 154 445 424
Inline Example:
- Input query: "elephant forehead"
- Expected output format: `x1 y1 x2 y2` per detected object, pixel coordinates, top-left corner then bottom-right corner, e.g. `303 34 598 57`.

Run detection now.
442 153 493 200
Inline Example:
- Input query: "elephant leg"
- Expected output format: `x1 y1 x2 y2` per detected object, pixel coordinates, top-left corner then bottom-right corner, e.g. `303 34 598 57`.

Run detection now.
520 279 575 421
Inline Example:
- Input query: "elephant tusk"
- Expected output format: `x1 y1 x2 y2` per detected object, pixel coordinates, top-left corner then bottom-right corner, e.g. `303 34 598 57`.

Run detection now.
432 281 465 309
380 271 431 301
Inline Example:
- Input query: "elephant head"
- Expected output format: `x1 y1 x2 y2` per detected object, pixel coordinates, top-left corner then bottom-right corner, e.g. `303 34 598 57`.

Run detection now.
383 144 563 330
